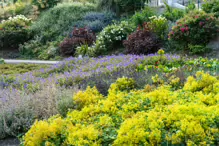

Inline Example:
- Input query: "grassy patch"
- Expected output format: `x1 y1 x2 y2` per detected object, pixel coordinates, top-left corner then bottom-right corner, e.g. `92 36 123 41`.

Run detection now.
0 64 49 75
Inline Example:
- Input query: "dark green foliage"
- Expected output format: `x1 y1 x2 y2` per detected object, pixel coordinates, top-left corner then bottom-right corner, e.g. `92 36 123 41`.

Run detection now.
30 2 96 44
202 0 219 17
97 0 151 15
0 15 32 49
162 2 185 22
188 44 211 54
74 11 116 33
32 0 60 10
0 30 31 49
130 6 156 27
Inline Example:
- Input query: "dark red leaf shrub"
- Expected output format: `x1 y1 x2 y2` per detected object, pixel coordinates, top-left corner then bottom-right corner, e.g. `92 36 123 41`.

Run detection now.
60 27 96 56
123 23 160 55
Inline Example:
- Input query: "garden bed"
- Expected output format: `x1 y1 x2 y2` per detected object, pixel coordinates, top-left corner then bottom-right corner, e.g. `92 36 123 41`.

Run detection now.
0 0 219 145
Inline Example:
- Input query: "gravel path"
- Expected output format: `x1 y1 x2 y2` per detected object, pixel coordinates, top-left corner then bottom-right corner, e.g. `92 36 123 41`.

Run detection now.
150 0 203 7
4 59 59 64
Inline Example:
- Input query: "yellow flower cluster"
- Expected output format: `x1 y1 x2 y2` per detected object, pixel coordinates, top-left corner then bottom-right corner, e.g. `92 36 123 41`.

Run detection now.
108 77 136 93
73 86 103 108
23 116 64 146
184 71 218 93
23 72 219 146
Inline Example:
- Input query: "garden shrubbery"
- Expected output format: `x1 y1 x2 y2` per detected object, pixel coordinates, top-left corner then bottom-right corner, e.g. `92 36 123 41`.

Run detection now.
162 5 185 22
202 0 219 18
60 27 96 56
123 23 160 55
130 5 156 27
76 11 116 33
18 2 96 58
30 2 96 43
22 71 219 145
32 0 60 10
148 15 168 40
0 15 32 49
88 21 134 56
1 0 219 144
168 10 219 54
0 52 218 139
97 0 150 15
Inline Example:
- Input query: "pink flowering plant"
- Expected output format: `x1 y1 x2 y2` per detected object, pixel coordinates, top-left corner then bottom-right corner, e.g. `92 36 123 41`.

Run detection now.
168 10 219 53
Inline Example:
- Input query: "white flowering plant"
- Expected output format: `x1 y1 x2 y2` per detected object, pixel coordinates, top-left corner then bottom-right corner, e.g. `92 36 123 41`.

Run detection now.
0 15 32 31
149 15 168 40
93 21 134 56
0 15 32 48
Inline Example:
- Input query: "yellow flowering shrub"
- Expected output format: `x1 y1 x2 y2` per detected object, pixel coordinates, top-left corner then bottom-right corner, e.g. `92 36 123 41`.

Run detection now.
184 71 218 93
66 124 100 145
73 86 103 108
23 72 219 146
23 116 64 146
108 77 136 93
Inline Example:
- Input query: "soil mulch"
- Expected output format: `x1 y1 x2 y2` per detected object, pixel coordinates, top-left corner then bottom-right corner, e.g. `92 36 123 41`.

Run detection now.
0 138 20 146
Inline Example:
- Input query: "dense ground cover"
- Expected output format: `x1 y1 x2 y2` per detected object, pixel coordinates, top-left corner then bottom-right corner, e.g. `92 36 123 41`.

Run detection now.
0 52 218 142
22 71 219 145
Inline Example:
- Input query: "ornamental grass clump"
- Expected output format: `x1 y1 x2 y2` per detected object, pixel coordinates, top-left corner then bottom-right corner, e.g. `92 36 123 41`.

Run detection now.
168 10 219 54
23 72 219 145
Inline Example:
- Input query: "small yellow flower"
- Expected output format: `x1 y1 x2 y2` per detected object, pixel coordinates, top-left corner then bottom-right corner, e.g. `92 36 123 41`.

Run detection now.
158 49 165 55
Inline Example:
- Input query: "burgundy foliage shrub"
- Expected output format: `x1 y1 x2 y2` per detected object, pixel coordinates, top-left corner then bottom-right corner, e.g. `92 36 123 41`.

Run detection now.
123 23 160 55
60 27 96 56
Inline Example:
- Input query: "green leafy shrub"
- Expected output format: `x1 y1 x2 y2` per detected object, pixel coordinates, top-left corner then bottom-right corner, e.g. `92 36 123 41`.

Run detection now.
148 15 168 40
0 58 4 64
0 0 40 22
0 15 32 49
130 6 156 27
80 11 116 33
116 0 150 14
92 21 134 56
75 44 90 57
32 0 60 10
202 0 219 18
72 11 116 33
123 23 160 55
0 1 29 20
168 10 219 54
19 36 63 60
97 0 151 15
162 2 185 22
30 2 96 43
188 44 211 54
